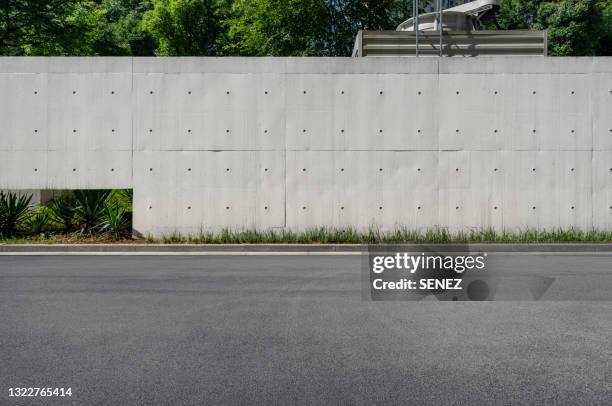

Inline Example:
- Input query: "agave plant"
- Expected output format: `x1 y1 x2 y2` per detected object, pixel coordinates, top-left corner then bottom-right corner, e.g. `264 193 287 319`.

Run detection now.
106 189 133 212
98 204 131 239
0 191 33 237
48 193 77 231
26 207 50 234
72 190 111 233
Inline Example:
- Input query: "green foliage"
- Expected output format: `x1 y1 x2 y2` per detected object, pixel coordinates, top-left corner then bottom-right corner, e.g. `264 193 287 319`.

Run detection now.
0 191 33 236
48 193 77 231
99 204 132 238
107 189 134 212
0 1 105 55
2 0 610 56
72 190 112 233
223 0 411 56
155 226 612 244
142 0 230 55
99 0 157 55
497 0 611 56
25 207 51 234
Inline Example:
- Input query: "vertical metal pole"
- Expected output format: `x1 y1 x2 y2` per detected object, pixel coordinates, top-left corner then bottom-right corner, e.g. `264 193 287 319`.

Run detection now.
415 0 419 56
439 0 443 56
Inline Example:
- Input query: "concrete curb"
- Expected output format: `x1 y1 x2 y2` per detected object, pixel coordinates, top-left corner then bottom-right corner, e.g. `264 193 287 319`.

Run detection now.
2 243 612 253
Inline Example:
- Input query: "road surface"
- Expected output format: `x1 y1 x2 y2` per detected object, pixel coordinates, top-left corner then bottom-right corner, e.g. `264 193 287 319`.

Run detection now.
1 253 611 405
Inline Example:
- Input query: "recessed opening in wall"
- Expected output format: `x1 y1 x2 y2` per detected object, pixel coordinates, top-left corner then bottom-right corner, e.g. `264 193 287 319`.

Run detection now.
0 189 133 241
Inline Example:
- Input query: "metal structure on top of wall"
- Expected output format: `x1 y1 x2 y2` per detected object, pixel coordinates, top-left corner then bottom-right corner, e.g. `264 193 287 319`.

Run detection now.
353 0 547 57
352 30 547 57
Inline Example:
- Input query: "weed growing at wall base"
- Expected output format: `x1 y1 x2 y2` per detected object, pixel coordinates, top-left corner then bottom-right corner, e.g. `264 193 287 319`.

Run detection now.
152 227 612 244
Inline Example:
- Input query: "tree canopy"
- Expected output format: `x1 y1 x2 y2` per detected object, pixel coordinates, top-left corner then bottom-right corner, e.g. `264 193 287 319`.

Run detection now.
1 0 611 56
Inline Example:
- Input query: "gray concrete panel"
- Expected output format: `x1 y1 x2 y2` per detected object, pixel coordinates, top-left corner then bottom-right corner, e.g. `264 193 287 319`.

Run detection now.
1 57 611 235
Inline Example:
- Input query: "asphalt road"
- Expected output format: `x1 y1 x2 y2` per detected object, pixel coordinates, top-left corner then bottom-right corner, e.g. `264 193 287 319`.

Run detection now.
0 253 611 405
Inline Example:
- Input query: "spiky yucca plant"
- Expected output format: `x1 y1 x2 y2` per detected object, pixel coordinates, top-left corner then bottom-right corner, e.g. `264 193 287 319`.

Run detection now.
98 204 131 239
72 190 111 233
26 207 50 234
48 193 77 231
0 191 33 236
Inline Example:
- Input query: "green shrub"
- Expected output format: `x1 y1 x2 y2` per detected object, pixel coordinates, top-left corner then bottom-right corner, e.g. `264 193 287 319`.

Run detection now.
72 190 111 233
48 193 77 231
106 189 133 212
0 191 33 237
98 204 132 238
25 207 50 234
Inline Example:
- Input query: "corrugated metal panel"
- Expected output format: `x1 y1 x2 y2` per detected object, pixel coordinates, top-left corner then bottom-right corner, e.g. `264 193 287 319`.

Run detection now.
354 30 547 57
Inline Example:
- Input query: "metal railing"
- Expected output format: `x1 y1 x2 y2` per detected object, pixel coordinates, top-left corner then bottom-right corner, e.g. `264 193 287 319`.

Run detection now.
352 30 547 57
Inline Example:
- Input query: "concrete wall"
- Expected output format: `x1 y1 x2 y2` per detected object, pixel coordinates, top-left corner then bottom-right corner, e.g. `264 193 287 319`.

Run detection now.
1 57 611 236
